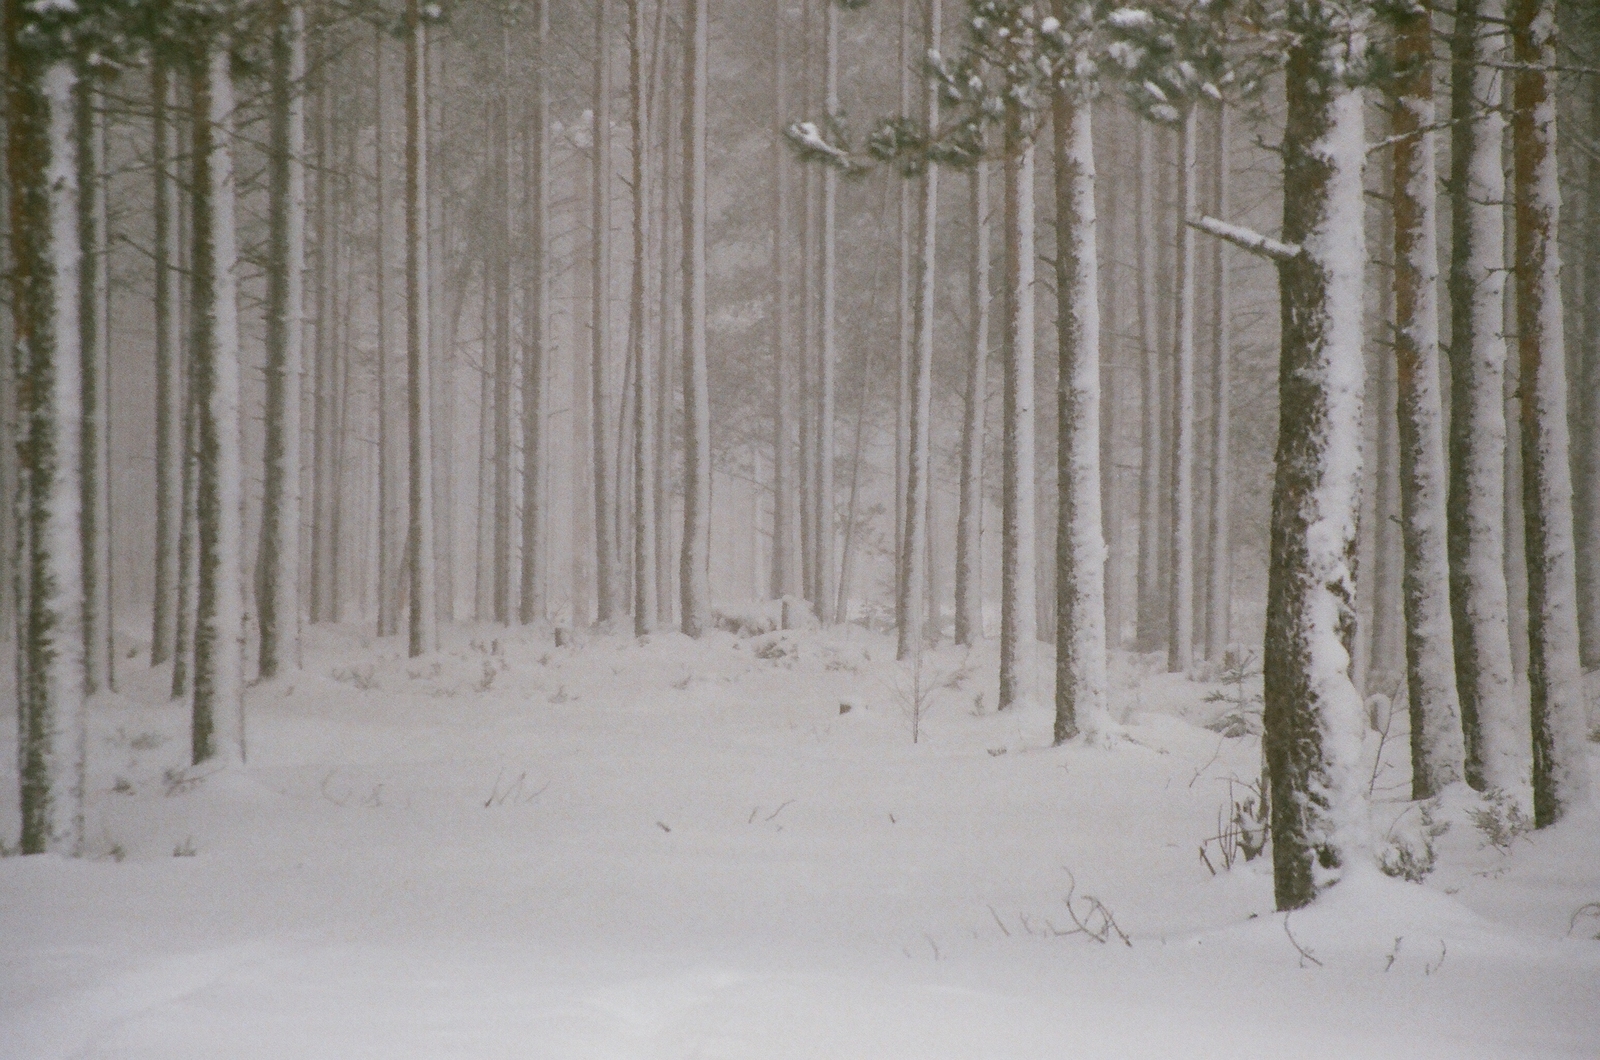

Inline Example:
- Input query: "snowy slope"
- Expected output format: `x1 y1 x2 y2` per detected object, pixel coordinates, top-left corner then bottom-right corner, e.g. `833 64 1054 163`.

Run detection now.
1 624 1596 1059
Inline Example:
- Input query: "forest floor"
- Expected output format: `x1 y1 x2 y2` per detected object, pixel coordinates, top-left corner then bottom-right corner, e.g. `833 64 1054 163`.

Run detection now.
1 617 1598 1058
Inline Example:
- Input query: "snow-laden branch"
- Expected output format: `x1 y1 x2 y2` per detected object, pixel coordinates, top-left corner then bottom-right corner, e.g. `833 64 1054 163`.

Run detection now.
1187 215 1301 263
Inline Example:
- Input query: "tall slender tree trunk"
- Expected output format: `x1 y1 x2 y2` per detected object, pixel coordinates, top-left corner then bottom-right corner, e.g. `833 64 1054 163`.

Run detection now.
405 0 437 656
310 40 338 625
1509 0 1591 827
593 0 619 624
7 32 86 854
1204 101 1232 662
895 0 913 629
629 0 656 636
816 0 839 623
172 351 200 700
259 0 306 679
428 32 454 626
1448 0 1520 794
1263 10 1372 911
76 80 112 696
771 1 796 602
374 27 401 638
152 63 184 666
998 115 1037 712
679 0 711 636
1165 108 1197 674
955 159 990 647
190 41 246 767
1051 89 1108 743
1390 3 1466 797
1572 2 1600 671
493 39 514 625
1134 122 1163 653
655 27 677 628
898 0 940 660
521 0 549 626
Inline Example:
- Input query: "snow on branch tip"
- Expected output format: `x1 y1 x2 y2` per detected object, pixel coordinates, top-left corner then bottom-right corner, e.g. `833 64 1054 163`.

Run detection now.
1187 215 1301 263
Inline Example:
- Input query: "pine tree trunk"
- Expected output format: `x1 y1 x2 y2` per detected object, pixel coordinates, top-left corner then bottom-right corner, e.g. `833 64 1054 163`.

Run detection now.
1204 101 1232 662
1263 11 1372 911
1051 90 1108 743
771 1 795 602
655 31 677 628
494 47 514 625
816 1 839 623
172 355 200 700
1447 0 1521 794
152 63 184 667
897 0 940 661
955 159 990 647
190 42 246 766
310 40 338 625
895 0 913 631
428 33 454 627
7 40 87 854
629 0 656 636
679 0 711 636
1099 102 1122 652
374 26 401 639
405 0 437 656
1509 0 1591 827
592 0 619 625
1166 108 1196 674
75 81 112 697
1134 122 1163 653
1576 4 1600 670
259 0 306 679
998 115 1037 712
521 0 549 626
1390 4 1466 798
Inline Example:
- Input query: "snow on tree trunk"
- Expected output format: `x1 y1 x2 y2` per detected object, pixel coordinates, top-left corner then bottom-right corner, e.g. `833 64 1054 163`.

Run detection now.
1390 3 1466 798
1134 122 1164 653
406 0 437 657
955 159 991 648
1167 108 1196 675
629 0 656 637
152 63 183 668
998 116 1037 712
259 0 305 679
1262 9 1372 911
593 0 619 625
1446 0 1521 795
1051 91 1108 743
76 81 112 697
897 0 940 661
679 0 711 637
9 51 87 854
521 0 549 626
1508 0 1591 827
190 42 246 766
1204 101 1233 663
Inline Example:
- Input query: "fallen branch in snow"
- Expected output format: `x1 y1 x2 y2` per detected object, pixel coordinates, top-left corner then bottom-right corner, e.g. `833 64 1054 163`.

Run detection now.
1282 913 1322 968
1056 868 1133 947
1187 215 1301 263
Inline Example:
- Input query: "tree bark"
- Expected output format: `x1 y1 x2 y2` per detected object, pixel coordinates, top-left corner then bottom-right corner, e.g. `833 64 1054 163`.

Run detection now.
593 0 619 624
816 0 839 623
521 0 549 626
405 0 437 656
1263 10 1372 911
1204 101 1232 662
629 0 656 636
1134 122 1163 653
1390 4 1466 798
955 159 991 647
998 115 1037 712
771 0 796 602
152 63 184 667
374 25 400 638
1167 108 1197 674
679 0 711 636
1509 0 1591 827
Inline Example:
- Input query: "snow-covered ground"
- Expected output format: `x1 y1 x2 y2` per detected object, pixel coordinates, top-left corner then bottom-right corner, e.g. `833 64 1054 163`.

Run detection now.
2 622 1597 1059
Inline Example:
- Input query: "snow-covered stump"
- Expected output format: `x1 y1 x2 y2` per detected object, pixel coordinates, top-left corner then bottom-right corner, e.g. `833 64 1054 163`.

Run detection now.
1262 13 1372 911
1050 91 1107 743
190 42 246 767
1446 0 1521 796
10 57 87 855
1389 1 1465 798
1508 0 1592 827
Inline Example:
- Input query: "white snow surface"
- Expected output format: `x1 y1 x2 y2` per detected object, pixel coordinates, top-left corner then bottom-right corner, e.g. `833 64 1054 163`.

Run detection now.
1 623 1597 1059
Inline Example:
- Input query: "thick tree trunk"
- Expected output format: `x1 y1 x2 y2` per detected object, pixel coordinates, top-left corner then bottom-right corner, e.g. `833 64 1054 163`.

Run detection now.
1051 91 1108 744
955 160 991 647
7 42 87 854
1204 101 1232 662
593 0 619 624
152 64 184 667
1448 0 1521 794
998 116 1037 712
1263 14 1371 911
405 0 437 656
1167 108 1196 674
897 0 940 660
190 43 246 766
259 0 306 678
521 0 549 626
679 0 711 636
1509 0 1591 827
1391 5 1466 798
